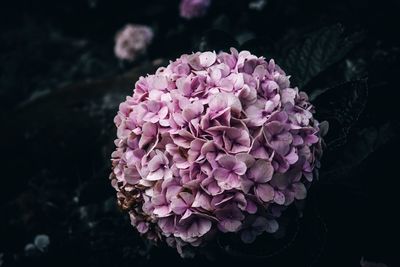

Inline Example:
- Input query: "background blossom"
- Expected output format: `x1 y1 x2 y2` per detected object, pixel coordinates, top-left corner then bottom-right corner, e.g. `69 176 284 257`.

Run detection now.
114 24 153 61
179 0 211 19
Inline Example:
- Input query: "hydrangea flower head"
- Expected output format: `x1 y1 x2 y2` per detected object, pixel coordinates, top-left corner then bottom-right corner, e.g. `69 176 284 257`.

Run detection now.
110 48 326 255
179 0 211 19
114 24 153 61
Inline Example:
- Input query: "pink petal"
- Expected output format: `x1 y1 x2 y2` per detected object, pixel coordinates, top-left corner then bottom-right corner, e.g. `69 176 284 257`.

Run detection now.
245 105 264 125
207 180 222 195
197 218 212 236
255 184 275 202
216 155 237 170
280 88 296 105
273 190 285 205
124 167 141 184
250 160 274 183
233 160 247 175
213 167 230 181
147 154 163 172
292 183 307 200
188 53 202 70
186 220 199 237
171 129 195 148
245 199 258 214
218 173 241 190
153 205 171 217
199 51 217 67
165 185 182 201
171 197 188 215
181 209 193 220
158 217 175 234
146 168 164 181
180 192 195 205
158 106 169 120
241 178 254 193
152 75 168 90
182 102 204 121
285 147 299 165
236 153 256 168
192 192 211 210
253 65 267 79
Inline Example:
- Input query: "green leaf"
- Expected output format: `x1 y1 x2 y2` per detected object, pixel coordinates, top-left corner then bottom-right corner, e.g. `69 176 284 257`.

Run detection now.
313 79 368 148
320 122 397 181
278 24 364 88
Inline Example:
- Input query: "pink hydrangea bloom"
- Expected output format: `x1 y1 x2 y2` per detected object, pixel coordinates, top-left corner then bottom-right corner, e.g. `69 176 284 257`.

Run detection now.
110 48 327 255
114 24 153 61
179 0 211 19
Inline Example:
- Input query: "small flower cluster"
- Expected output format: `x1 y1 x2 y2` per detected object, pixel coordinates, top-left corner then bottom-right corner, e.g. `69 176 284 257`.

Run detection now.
110 48 325 254
114 24 153 62
179 0 211 19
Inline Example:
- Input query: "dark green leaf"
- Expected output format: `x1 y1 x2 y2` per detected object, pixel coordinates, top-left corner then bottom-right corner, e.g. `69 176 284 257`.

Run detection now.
320 122 397 181
313 79 368 148
278 24 364 88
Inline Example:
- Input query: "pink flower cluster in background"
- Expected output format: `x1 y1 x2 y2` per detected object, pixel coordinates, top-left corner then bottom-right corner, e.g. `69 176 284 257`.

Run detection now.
110 48 326 255
179 0 211 19
114 24 153 61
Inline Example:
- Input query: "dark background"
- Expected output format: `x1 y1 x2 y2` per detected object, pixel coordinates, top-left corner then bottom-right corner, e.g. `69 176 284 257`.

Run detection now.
1 0 399 266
